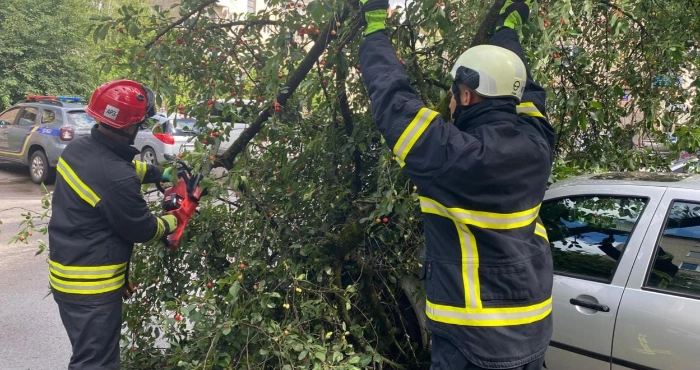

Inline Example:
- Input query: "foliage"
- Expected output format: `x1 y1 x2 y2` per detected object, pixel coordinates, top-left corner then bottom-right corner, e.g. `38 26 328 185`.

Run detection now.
11 0 700 369
0 0 149 110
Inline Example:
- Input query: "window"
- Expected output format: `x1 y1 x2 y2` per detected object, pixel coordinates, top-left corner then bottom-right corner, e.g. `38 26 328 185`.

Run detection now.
0 107 21 126
645 201 700 295
18 107 38 126
42 109 59 124
66 111 96 128
539 196 648 283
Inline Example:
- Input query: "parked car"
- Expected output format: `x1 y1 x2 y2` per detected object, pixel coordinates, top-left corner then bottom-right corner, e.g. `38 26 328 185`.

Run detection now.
540 171 700 370
177 100 256 156
133 114 196 164
0 95 94 184
181 121 249 156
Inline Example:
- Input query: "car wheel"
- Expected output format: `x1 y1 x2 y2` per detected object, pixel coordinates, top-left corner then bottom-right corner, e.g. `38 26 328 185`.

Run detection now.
141 147 158 165
29 150 56 185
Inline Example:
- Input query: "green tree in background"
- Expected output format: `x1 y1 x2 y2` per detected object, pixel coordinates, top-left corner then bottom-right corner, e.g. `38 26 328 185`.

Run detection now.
0 0 149 110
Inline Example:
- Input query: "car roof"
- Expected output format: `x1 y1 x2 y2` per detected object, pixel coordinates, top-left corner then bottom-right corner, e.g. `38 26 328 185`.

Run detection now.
16 101 86 110
550 172 700 190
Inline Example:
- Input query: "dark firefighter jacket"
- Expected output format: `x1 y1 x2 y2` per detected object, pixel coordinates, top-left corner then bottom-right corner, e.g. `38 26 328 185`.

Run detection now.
360 30 556 369
48 126 166 304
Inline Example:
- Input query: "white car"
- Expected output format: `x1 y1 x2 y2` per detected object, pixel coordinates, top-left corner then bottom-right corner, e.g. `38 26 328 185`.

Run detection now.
133 114 195 164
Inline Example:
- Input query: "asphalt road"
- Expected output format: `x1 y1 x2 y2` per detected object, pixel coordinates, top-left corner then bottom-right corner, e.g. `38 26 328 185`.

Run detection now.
0 162 72 370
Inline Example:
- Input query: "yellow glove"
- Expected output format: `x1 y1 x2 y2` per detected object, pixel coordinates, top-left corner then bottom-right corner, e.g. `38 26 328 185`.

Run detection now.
159 215 178 235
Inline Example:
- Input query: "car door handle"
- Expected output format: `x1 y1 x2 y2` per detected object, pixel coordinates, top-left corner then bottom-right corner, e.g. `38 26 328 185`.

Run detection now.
569 298 610 312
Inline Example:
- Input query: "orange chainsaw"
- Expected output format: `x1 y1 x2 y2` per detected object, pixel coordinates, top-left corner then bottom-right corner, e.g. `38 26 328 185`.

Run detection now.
157 161 206 249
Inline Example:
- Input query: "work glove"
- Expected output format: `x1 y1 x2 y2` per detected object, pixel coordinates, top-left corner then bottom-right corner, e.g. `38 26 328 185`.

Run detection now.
360 0 389 36
496 0 532 31
161 166 179 186
160 214 178 235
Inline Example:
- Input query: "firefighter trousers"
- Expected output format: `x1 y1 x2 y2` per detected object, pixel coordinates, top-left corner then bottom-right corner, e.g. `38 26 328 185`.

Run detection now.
430 335 546 370
55 297 122 370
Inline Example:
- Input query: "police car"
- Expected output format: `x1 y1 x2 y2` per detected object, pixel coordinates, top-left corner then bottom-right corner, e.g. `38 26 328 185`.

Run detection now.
0 95 95 184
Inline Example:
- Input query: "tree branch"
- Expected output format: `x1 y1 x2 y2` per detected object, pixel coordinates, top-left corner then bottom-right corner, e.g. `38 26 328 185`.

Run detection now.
206 19 279 30
217 8 355 169
471 0 506 47
599 1 647 36
145 0 219 49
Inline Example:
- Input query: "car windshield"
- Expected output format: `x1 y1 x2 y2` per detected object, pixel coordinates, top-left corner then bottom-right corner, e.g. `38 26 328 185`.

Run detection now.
66 111 96 127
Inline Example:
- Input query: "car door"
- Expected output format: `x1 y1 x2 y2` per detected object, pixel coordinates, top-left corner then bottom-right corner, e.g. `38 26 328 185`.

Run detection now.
0 107 22 152
612 188 700 370
7 106 39 154
540 185 665 370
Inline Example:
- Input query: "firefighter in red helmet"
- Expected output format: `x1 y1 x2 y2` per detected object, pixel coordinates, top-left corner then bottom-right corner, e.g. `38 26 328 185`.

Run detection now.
48 79 178 369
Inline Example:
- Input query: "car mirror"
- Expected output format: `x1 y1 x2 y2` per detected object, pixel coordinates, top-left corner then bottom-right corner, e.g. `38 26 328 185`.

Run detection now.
0 120 8 126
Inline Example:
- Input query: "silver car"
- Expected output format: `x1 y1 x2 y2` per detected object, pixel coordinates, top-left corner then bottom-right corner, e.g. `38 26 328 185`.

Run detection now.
541 172 700 370
133 114 194 164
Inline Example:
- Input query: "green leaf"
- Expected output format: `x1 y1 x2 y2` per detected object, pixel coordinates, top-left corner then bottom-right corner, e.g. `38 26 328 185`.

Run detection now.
228 281 241 303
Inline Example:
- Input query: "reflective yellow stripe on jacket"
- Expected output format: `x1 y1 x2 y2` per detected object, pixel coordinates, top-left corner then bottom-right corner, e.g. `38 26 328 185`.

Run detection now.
516 102 545 118
420 197 540 229
133 160 148 182
392 108 439 168
56 157 101 207
49 259 127 295
421 197 551 326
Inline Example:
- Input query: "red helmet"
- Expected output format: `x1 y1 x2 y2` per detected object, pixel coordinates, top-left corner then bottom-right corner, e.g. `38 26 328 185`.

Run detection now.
85 79 156 130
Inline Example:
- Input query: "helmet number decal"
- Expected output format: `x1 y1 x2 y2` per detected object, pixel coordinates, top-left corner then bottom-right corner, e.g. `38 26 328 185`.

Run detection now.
104 105 120 120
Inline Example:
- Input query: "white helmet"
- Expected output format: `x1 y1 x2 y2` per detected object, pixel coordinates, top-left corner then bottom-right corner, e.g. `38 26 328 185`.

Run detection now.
449 45 527 102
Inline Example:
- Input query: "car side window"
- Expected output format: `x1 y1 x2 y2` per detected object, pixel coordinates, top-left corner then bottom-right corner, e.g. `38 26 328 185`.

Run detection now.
18 107 38 126
0 107 21 126
645 201 700 296
42 108 60 124
540 196 648 283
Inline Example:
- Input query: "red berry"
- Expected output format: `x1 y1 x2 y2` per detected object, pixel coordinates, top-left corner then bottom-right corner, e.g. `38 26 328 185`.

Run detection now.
177 38 184 45
118 28 125 34
174 314 182 322
322 80 327 85
256 96 263 102
239 263 246 269
202 139 208 145
206 100 215 106
382 217 389 224
207 282 213 288
177 153 184 159
231 91 237 97
115 48 122 53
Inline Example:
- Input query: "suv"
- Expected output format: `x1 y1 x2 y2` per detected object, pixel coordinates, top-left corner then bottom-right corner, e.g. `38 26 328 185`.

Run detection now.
0 96 95 184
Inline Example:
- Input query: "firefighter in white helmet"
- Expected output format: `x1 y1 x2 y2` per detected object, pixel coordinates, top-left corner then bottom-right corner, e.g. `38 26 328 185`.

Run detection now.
357 0 555 369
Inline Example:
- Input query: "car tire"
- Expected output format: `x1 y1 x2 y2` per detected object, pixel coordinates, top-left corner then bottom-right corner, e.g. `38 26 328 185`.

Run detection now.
29 150 56 185
141 147 158 165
